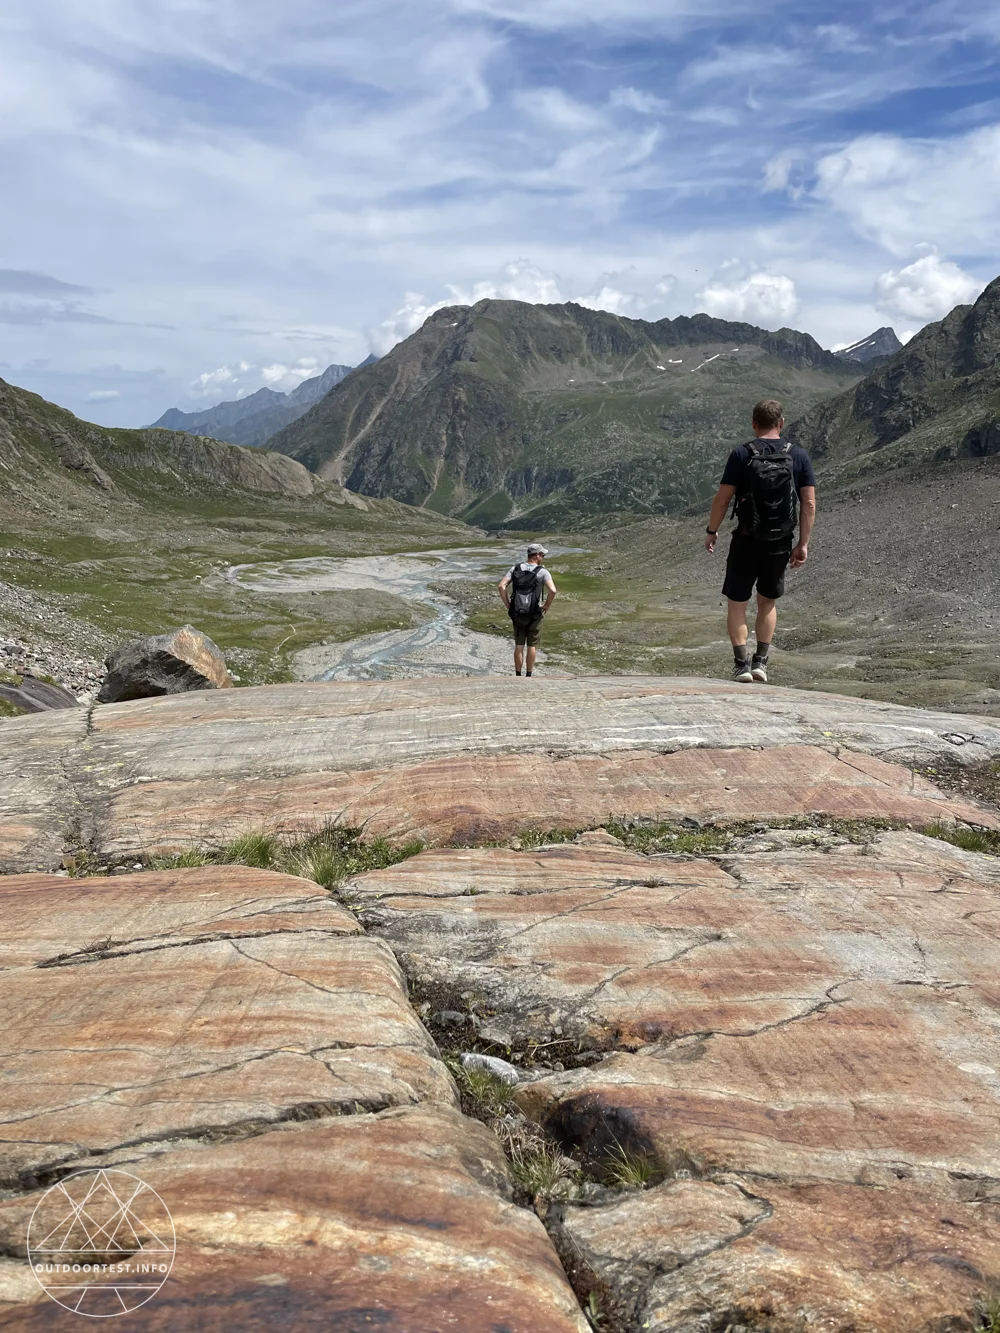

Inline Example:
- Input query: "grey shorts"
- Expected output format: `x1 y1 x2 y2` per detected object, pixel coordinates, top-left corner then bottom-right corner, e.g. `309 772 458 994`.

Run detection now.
512 614 543 647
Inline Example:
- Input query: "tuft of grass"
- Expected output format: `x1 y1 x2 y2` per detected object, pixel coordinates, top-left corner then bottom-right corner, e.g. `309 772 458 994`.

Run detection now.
979 1298 1000 1333
454 1064 517 1121
923 823 1000 856
515 827 578 850
223 830 280 869
63 850 108 879
83 822 425 890
508 1141 579 1201
606 818 729 856
0 697 28 719
149 849 213 870
603 1141 657 1191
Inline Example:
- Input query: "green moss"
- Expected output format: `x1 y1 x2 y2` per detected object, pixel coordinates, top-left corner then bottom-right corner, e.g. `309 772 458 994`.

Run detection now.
0 698 28 719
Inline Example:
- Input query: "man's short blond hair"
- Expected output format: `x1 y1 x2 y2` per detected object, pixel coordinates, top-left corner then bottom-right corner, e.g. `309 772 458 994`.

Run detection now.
752 399 784 430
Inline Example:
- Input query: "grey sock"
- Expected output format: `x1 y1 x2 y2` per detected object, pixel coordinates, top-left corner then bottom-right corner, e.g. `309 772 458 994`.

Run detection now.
754 641 771 661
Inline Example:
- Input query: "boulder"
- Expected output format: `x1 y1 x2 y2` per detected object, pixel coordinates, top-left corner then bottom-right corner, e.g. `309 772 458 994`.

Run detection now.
0 673 78 713
97 625 233 703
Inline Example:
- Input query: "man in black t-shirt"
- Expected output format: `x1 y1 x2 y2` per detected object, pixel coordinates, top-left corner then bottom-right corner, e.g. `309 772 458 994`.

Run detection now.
704 399 816 684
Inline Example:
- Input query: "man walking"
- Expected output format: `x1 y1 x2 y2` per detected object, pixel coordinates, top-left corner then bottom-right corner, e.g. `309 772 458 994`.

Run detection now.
498 543 557 676
704 399 816 683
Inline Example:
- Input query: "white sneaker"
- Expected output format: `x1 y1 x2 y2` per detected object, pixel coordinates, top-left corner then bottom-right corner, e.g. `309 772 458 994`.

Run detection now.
731 661 753 684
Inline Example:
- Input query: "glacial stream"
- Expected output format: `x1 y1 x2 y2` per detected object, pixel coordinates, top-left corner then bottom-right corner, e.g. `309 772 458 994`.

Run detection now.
226 544 579 681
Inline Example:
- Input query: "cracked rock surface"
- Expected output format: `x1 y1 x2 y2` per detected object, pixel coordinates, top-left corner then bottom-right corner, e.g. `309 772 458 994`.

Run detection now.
1 677 999 870
0 865 590 1331
352 831 1000 1328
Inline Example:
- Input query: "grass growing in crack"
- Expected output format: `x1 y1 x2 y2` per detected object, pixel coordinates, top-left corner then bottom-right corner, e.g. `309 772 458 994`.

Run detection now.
607 819 731 856
145 823 424 890
979 1297 1000 1333
450 1062 517 1120
603 1142 656 1191
514 827 579 850
150 848 212 869
508 1141 579 1200
924 823 1000 856
583 1292 605 1329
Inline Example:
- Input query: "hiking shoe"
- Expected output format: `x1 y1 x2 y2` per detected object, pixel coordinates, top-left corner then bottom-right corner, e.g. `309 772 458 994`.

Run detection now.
751 657 768 683
732 660 753 684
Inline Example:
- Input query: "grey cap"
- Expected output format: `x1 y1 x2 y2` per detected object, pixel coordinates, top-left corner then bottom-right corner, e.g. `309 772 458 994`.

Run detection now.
526 542 549 556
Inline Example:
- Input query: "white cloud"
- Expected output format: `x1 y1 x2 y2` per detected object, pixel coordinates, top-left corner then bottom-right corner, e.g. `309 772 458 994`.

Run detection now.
873 254 984 322
609 86 670 115
189 357 324 399
515 87 606 132
452 260 566 305
368 293 454 356
655 274 678 297
696 271 799 326
260 358 320 389
85 388 121 401
813 125 1000 256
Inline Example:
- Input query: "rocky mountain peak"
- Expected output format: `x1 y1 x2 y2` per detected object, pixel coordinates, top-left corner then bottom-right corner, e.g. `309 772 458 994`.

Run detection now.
833 326 903 364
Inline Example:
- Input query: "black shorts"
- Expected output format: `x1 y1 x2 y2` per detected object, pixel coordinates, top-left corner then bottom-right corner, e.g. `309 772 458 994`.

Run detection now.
722 533 791 602
512 614 543 647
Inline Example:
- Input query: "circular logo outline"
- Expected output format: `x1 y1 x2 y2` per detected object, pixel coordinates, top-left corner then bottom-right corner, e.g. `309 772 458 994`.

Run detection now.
27 1168 175 1318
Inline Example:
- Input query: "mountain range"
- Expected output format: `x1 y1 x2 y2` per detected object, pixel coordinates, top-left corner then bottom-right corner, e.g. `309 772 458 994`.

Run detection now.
788 275 1000 483
268 302 863 527
149 355 377 448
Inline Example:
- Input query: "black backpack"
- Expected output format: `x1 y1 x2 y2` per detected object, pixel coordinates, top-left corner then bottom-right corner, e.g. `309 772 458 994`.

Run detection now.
509 564 543 619
738 440 797 542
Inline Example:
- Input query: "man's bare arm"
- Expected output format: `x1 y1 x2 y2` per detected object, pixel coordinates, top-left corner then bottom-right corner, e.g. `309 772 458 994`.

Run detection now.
541 577 557 614
498 574 511 611
791 486 816 568
705 485 736 552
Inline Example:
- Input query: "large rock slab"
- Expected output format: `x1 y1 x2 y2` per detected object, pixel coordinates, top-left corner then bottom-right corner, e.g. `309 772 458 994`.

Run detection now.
350 833 1000 1327
98 743 999 857
550 1176 1000 1332
0 1109 589 1332
0 867 454 1188
1 677 998 871
0 708 89 870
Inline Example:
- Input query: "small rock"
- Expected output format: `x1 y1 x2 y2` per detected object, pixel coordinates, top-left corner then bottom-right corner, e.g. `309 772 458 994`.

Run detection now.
574 829 625 847
435 1010 469 1027
459 1053 520 1085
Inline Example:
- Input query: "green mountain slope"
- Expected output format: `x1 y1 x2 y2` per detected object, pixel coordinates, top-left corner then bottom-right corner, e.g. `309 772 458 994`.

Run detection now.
0 377 467 684
268 299 862 527
787 275 1000 484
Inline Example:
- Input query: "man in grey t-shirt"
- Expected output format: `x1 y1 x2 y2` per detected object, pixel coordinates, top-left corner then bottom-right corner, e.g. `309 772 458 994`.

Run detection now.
498 543 557 676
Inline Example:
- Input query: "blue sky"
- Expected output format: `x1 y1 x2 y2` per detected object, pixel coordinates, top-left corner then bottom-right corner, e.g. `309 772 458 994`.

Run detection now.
1 0 998 426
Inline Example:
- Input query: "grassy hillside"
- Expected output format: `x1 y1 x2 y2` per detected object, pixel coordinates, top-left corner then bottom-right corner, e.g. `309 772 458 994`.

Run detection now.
269 300 862 526
0 377 469 683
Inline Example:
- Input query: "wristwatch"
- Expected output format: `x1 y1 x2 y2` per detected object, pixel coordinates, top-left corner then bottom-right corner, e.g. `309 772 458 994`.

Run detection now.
706 527 718 535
